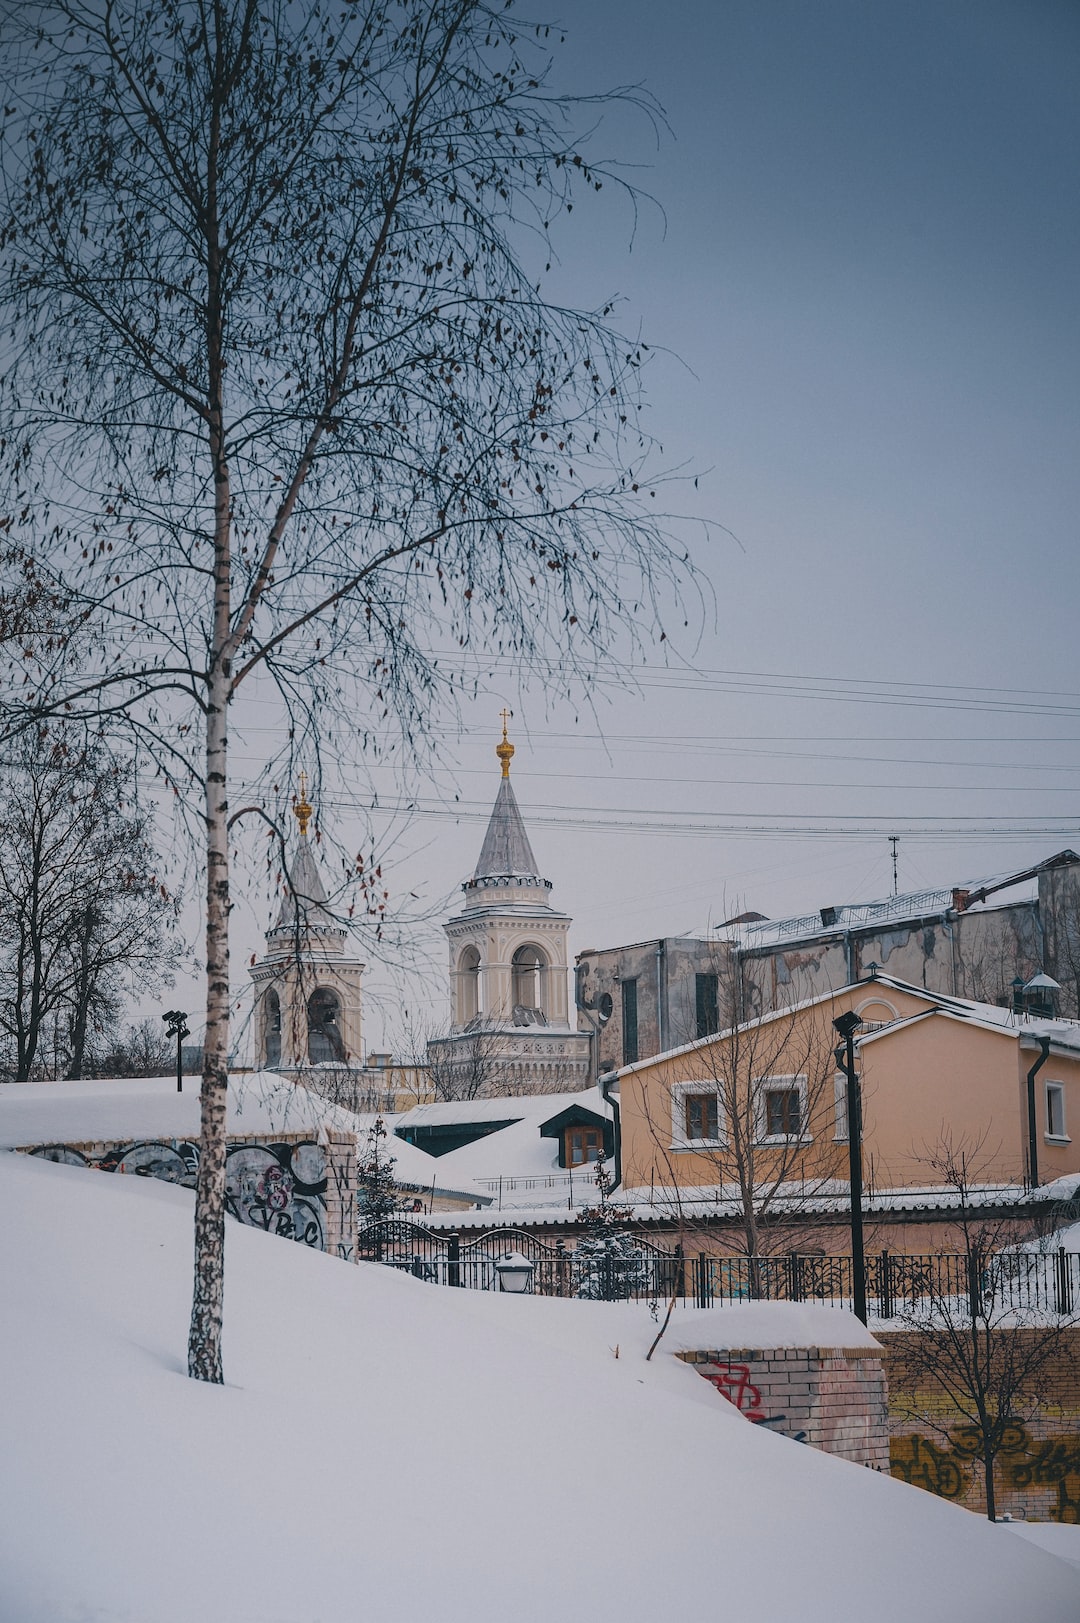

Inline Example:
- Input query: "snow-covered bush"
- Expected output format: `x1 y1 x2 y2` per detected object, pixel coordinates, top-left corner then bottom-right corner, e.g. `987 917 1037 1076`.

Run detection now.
573 1157 650 1301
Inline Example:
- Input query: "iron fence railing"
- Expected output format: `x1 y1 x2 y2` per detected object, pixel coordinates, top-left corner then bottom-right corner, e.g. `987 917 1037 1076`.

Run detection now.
356 1219 1080 1317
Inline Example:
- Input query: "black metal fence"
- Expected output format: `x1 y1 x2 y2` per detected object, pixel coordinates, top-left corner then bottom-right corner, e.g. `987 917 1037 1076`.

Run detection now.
356 1219 1080 1317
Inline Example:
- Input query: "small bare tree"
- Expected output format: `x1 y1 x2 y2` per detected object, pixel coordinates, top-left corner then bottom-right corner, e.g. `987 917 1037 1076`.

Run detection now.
94 1018 175 1078
888 1137 1079 1522
0 0 688 1381
630 967 847 1267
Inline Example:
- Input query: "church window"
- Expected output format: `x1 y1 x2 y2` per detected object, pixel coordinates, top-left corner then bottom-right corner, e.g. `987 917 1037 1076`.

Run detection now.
457 945 482 1024
307 987 344 1063
512 944 545 1012
621 978 639 1065
263 989 281 1067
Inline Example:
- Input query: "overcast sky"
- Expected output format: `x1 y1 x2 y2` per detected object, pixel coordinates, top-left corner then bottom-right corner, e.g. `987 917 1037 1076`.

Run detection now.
171 1 1080 1054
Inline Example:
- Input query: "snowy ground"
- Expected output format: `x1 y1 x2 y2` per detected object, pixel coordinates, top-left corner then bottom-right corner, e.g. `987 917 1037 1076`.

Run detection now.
2 1150 1078 1623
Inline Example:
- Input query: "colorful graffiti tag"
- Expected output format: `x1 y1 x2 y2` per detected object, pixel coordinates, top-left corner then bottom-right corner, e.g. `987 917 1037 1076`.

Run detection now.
30 1138 328 1250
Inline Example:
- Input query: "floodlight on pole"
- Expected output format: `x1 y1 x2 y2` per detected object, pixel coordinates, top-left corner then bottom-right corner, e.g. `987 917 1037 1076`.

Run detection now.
163 1009 190 1094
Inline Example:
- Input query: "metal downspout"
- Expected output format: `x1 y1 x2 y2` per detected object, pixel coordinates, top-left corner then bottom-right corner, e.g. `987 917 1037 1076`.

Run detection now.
1026 1036 1051 1190
600 1071 622 1192
656 938 666 1053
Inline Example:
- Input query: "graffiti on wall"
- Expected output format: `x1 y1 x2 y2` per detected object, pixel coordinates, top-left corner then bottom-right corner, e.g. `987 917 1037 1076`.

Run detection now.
891 1424 1080 1522
699 1362 807 1440
30 1138 328 1250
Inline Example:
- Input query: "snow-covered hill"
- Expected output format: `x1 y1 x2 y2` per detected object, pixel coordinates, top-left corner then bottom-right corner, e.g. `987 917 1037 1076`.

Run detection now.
1 1149 1077 1622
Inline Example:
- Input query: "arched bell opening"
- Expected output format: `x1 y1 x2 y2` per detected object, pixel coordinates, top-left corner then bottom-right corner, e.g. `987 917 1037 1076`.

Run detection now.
511 943 547 1016
307 986 345 1063
456 944 483 1025
263 989 282 1067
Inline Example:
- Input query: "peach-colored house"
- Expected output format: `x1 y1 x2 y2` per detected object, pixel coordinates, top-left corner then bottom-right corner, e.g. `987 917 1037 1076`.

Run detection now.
615 973 1080 1202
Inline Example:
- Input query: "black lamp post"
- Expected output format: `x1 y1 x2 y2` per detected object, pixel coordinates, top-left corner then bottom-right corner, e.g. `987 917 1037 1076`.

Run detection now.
833 1009 866 1324
163 1009 190 1094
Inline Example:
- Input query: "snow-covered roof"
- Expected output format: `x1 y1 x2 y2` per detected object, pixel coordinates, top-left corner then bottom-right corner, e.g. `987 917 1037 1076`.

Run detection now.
613 970 1080 1080
414 1174 1080 1231
717 850 1079 954
0 1074 488 1203
393 1088 613 1208
397 1089 607 1131
857 1000 1080 1056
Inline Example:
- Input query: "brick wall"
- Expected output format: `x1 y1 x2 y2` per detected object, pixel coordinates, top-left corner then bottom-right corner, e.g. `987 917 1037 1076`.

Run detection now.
878 1329 1080 1521
678 1345 890 1469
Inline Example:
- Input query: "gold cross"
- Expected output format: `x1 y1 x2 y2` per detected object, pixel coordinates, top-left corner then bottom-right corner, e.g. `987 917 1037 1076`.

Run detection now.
496 710 515 777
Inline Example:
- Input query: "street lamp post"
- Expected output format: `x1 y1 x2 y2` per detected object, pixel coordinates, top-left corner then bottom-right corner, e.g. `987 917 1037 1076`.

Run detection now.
163 1009 190 1094
833 1009 866 1325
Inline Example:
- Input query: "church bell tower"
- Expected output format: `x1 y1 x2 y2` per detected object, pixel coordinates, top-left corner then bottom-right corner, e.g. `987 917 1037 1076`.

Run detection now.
249 776 365 1070
428 717 590 1094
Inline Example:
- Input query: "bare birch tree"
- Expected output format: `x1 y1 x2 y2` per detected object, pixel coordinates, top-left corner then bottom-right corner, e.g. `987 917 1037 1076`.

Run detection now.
0 0 687 1380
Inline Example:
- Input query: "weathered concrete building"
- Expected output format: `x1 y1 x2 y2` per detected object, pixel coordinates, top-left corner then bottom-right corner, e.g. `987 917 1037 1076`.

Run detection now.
576 850 1080 1075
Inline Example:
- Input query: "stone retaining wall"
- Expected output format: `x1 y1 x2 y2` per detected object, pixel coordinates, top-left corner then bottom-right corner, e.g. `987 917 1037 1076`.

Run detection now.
877 1329 1080 1522
22 1131 358 1262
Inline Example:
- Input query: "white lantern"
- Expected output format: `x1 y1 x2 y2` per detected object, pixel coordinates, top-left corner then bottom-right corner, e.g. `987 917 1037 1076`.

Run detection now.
494 1250 534 1293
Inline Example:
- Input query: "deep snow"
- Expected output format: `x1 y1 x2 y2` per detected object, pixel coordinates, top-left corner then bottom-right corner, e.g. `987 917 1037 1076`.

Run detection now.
1 1149 1077 1623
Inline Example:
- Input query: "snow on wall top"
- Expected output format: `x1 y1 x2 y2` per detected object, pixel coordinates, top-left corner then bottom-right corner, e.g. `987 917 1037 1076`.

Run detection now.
0 1073 486 1200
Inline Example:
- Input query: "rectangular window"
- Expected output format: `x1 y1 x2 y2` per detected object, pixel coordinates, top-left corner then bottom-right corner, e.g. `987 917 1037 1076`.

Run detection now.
695 973 719 1039
684 1092 719 1142
765 1087 801 1138
754 1075 809 1143
566 1126 604 1167
1046 1081 1068 1141
621 978 639 1066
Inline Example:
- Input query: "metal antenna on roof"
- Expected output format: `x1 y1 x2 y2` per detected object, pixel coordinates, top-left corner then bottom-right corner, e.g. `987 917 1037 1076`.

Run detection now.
889 835 899 897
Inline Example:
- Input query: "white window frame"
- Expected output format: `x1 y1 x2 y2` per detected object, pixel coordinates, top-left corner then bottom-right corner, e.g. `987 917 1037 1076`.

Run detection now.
754 1074 811 1146
670 1080 725 1150
1045 1080 1069 1144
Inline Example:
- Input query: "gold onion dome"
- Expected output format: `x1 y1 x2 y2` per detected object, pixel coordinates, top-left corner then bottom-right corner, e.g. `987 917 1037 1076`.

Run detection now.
292 770 313 838
496 708 515 778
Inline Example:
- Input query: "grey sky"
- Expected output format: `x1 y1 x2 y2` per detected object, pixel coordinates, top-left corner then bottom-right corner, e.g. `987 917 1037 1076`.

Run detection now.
169 2 1080 1052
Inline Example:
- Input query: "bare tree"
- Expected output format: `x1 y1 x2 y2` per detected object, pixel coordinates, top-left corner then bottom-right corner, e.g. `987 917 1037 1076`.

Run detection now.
888 1137 1079 1522
94 1017 175 1078
629 964 846 1266
0 736 179 1082
0 0 688 1380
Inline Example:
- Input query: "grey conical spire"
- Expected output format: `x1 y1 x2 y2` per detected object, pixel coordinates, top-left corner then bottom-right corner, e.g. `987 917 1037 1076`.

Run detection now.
271 774 342 935
274 835 338 931
474 773 542 880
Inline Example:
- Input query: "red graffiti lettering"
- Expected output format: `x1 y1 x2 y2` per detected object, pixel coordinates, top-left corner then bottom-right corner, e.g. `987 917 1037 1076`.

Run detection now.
702 1363 766 1421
